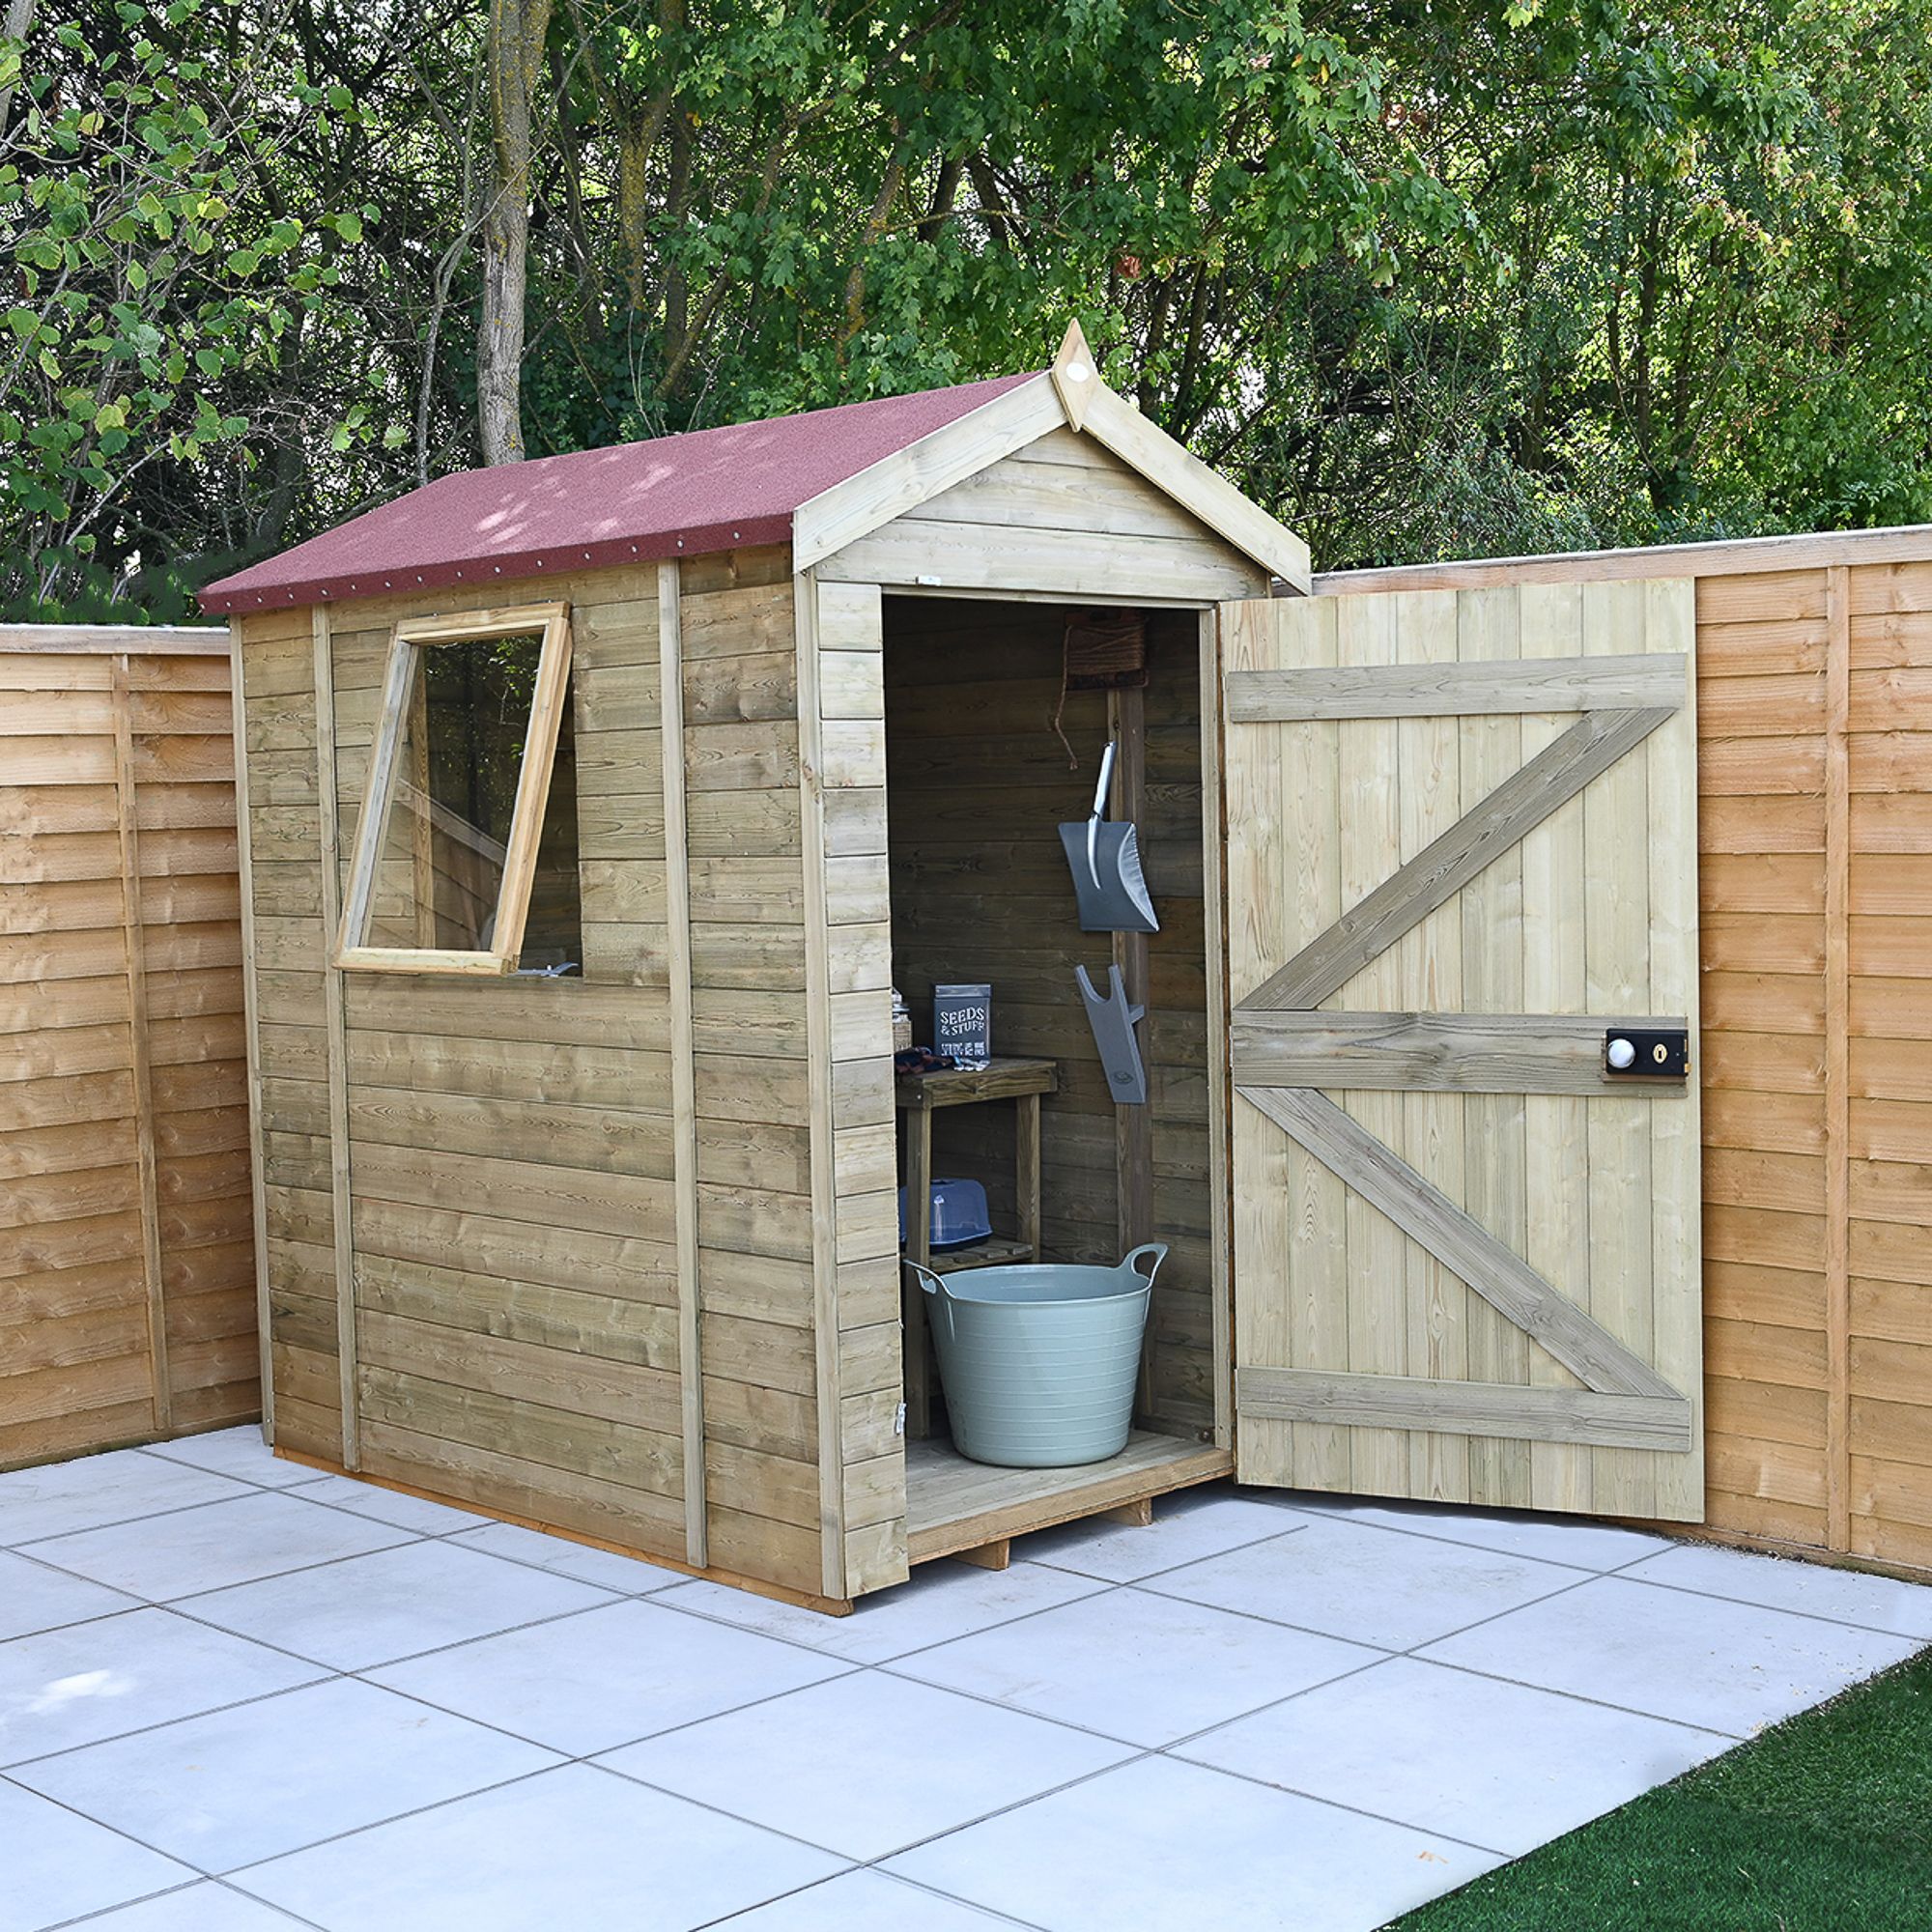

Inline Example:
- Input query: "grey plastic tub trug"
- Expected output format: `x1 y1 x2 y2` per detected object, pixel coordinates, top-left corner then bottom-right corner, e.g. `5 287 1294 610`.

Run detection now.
907 1245 1166 1467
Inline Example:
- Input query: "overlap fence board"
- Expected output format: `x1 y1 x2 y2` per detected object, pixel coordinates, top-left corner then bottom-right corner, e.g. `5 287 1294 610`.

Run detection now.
2 624 257 1467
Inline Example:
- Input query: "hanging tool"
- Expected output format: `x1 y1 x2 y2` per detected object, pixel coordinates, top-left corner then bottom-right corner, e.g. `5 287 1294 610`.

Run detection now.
1076 962 1148 1105
1059 739 1158 933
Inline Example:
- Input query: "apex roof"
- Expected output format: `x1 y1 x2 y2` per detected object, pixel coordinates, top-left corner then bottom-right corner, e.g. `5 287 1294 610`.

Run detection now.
199 373 1036 614
200 327 1311 614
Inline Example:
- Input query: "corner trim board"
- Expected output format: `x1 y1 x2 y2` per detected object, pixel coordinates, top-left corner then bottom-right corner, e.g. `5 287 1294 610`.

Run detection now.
312 605 360 1468
794 567 851 1599
659 560 708 1570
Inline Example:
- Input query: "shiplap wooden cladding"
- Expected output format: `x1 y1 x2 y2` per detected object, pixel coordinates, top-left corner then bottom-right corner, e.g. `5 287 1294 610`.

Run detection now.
2 626 258 1468
1221 582 1704 1517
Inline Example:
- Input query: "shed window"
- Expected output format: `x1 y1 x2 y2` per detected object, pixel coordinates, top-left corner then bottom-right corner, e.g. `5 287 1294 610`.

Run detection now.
336 602 581 976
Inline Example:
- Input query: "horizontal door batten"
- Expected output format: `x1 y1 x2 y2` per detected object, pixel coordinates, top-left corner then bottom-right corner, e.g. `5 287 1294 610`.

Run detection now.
1233 1009 1691 1094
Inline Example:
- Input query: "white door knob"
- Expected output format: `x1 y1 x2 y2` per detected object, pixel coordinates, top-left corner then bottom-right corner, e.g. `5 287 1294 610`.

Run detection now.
1606 1037 1636 1070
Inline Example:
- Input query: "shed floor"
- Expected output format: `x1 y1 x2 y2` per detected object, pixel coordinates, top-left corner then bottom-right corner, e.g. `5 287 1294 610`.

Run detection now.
905 1431 1230 1565
6 1427 1929 1932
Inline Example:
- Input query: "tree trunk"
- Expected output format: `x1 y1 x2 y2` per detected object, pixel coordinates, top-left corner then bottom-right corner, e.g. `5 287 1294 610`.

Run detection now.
0 0 40 131
477 0 553 466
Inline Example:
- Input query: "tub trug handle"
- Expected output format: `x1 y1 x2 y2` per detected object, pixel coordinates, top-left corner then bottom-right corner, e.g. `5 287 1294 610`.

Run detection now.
1121 1242 1168 1285
904 1260 948 1298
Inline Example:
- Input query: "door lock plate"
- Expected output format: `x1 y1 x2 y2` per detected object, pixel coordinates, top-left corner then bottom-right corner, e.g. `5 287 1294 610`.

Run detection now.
1605 1028 1690 1079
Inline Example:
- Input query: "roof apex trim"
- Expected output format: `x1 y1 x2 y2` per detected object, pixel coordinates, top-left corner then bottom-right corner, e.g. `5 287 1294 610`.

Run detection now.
795 331 1313 591
791 372 1066 570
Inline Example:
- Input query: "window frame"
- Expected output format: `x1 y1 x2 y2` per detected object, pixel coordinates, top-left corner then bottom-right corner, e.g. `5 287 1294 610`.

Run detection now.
333 600 576 977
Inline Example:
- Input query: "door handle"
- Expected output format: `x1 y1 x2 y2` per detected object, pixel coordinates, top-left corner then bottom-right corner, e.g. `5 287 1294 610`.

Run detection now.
1605 1028 1690 1079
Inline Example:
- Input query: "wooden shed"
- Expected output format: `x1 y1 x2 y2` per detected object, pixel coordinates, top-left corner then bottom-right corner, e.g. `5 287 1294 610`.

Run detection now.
203 326 1920 1606
3 624 257 1468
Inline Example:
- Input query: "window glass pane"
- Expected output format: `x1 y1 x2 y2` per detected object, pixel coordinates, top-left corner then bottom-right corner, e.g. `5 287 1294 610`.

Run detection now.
364 633 582 971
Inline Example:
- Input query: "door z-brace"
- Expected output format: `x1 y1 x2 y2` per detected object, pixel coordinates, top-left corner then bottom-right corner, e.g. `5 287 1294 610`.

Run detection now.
1076 962 1148 1105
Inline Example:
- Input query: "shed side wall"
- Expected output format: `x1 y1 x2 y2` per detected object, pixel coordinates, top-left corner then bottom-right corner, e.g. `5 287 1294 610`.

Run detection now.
321 566 687 1559
242 551 836 1599
3 638 256 1466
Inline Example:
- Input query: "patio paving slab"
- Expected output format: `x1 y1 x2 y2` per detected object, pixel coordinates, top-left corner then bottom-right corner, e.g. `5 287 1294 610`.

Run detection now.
598 1669 1134 1861
178 1536 618 1671
67 1884 314 1929
885 1752 1499 1932
1147 1514 1591 1650
17 1491 412 1602
716 1868 1037 1929
654 1556 1104 1665
449 1519 685 1592
138 1429 325 1492
13 1675 559 1871
0 1607 322 1767
1174 1654 1731 1855
280 1472 492 1534
893 1583 1380 1746
230 1762 847 1932
0 1780 196 1932
1275 1489 1678 1571
1019 1488 1307 1582
1419 1573 1923 1735
0 1450 251 1547
0 1548 139 1642
368 1597 853 1754
10 1441 1930 1932
1621 1541 1932 1638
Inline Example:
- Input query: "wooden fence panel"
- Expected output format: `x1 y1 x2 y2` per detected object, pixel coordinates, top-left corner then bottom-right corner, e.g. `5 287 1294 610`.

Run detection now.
1 625 256 1467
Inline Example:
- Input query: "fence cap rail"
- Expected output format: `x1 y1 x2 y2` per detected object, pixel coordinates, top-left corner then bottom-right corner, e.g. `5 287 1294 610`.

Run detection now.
1312 521 1932 596
0 623 232 656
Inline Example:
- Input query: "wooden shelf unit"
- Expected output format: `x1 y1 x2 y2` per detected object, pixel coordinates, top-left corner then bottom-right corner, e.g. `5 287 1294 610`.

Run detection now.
895 1056 1059 1435
920 1236 1036 1276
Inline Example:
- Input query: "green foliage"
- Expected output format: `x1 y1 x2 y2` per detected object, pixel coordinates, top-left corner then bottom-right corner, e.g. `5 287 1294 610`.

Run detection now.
0 0 376 616
4 0 1930 617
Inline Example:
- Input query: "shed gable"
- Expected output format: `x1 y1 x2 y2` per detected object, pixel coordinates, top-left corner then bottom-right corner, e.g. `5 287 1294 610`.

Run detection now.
815 429 1272 604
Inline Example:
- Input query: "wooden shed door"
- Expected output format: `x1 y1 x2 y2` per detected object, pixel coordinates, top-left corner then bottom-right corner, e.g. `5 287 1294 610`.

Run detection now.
1218 582 1704 1520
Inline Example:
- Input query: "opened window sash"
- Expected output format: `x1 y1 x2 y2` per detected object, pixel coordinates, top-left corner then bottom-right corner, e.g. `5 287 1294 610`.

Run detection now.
334 601 574 976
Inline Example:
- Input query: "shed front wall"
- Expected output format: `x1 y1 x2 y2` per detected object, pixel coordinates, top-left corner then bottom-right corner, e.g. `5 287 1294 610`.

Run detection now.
3 632 257 1467
1319 542 1932 1577
237 547 845 1601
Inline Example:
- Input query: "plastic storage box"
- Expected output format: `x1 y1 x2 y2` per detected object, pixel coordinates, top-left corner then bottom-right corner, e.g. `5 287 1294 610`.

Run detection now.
897 1177 993 1251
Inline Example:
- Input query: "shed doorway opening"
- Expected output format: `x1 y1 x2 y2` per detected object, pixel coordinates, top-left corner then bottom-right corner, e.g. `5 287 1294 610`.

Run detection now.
880 593 1232 1560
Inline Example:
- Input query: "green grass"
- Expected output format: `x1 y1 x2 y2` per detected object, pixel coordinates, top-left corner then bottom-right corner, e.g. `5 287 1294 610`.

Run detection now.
1391 1649 1932 1930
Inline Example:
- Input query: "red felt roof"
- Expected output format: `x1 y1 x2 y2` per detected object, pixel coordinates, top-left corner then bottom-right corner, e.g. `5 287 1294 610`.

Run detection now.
200 371 1038 615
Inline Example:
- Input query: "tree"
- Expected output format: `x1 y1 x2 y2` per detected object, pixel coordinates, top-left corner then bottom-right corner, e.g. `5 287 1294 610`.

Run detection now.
0 0 371 615
5 0 1930 617
477 0 550 463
